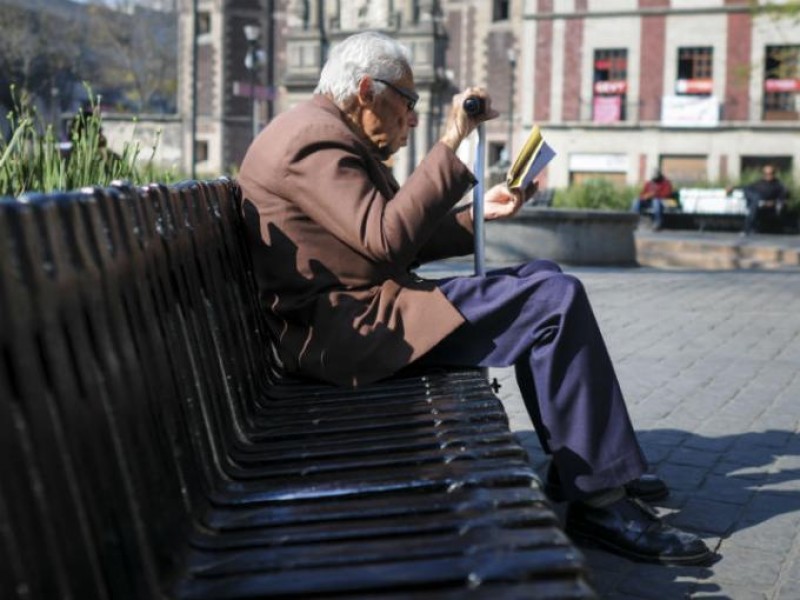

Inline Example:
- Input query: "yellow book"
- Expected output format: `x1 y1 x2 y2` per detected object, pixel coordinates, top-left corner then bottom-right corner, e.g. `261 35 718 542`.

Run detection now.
506 125 556 191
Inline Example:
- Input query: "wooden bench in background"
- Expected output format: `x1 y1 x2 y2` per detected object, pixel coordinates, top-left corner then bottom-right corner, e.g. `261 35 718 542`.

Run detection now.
0 179 595 599
660 188 799 233
671 188 748 231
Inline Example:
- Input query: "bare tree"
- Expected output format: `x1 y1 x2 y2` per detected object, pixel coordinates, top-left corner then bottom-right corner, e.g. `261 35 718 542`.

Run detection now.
0 3 88 118
84 0 178 112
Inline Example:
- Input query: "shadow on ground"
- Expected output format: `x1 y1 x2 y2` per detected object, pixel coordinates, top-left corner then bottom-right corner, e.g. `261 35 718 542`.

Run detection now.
514 428 800 599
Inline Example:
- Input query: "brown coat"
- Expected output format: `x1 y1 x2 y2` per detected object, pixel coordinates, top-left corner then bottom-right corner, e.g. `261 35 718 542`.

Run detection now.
238 95 476 386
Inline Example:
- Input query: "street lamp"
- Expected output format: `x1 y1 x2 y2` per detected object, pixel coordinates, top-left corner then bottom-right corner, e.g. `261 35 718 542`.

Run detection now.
507 48 517 164
243 24 261 140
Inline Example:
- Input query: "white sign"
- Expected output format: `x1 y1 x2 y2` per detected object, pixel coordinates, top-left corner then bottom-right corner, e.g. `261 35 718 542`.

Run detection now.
661 95 719 127
569 153 629 173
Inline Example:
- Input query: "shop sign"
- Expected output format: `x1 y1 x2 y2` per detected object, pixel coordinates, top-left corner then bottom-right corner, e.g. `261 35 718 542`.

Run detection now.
594 80 627 95
675 79 713 94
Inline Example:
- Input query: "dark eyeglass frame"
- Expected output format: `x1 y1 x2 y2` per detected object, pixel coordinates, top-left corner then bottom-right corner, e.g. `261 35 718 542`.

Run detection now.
374 78 419 112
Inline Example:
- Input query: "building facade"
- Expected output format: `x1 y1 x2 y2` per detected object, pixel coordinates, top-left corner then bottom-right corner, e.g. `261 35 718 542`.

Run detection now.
524 0 800 187
179 0 453 179
179 0 800 188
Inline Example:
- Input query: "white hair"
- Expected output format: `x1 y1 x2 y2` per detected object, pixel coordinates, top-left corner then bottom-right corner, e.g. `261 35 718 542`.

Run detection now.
315 31 411 105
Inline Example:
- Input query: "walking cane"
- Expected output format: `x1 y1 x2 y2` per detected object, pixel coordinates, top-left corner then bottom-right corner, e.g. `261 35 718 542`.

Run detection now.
464 97 486 277
464 97 495 386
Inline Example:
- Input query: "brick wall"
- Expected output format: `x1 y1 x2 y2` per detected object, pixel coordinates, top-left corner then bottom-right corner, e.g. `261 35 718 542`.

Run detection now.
534 0 554 122
638 0 668 122
725 7 752 121
561 1 586 122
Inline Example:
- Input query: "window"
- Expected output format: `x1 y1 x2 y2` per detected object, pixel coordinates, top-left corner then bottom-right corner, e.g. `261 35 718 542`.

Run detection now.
196 11 211 36
488 142 506 167
492 0 510 22
676 47 713 95
660 155 708 185
592 49 627 123
195 140 209 163
764 45 800 121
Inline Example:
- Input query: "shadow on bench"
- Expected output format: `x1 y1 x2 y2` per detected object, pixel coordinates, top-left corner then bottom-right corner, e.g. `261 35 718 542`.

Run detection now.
0 179 595 598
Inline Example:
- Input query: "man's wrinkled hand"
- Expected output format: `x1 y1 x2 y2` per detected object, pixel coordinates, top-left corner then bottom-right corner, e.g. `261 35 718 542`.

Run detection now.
479 182 537 221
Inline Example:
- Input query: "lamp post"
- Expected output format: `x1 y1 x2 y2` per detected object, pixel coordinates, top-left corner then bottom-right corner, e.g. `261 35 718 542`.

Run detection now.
243 24 261 140
507 48 517 164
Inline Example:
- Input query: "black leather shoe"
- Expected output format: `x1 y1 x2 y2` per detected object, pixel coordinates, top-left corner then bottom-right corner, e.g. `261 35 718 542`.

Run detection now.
565 497 716 565
544 469 669 503
624 473 669 502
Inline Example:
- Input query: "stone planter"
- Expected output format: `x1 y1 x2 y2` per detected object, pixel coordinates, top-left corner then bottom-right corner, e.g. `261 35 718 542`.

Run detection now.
485 207 639 266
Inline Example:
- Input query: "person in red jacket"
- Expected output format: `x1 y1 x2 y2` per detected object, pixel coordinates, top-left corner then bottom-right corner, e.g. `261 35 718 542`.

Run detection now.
631 169 674 230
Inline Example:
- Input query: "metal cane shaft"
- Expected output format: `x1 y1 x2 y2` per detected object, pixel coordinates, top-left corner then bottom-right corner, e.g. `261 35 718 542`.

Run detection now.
472 124 486 276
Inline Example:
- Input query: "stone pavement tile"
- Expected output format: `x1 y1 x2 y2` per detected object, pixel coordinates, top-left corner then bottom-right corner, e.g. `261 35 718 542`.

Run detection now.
691 589 766 599
712 461 770 482
635 428 692 449
682 434 737 454
579 550 635 597
695 473 758 507
776 579 800 600
695 417 755 438
738 491 800 524
654 463 709 492
777 559 800 600
732 428 796 450
730 513 800 553
752 411 800 433
638 443 673 466
613 562 715 599
706 544 784 590
714 399 769 425
666 497 741 536
666 446 723 470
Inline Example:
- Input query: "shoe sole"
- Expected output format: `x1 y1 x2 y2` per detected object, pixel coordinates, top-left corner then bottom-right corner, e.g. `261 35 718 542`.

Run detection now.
565 526 717 566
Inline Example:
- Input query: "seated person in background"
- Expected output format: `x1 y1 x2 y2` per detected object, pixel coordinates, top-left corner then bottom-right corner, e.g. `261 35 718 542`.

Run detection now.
238 31 715 566
631 169 674 231
734 164 789 235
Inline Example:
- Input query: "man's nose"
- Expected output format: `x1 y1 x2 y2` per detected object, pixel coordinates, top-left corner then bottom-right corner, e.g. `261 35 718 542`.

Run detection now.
408 110 419 127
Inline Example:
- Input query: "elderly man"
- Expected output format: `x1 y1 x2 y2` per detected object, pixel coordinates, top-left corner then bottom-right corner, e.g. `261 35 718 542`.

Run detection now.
238 31 714 566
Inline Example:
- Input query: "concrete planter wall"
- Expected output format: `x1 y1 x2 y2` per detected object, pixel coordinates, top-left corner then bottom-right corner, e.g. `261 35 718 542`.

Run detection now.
485 207 639 266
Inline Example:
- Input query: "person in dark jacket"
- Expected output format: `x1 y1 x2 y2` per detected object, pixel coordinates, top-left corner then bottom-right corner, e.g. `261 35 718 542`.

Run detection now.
740 164 789 235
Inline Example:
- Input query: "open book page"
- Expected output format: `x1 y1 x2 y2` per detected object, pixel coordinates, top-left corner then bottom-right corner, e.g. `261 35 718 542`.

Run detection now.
506 126 556 191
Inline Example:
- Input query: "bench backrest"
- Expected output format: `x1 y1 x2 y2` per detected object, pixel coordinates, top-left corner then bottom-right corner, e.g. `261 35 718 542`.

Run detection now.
0 179 269 598
679 187 746 214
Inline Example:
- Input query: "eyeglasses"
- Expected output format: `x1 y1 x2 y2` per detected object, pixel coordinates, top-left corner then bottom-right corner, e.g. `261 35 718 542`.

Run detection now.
374 78 419 112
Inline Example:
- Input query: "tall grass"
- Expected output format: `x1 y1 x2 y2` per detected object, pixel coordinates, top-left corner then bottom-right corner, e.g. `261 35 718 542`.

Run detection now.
0 87 179 197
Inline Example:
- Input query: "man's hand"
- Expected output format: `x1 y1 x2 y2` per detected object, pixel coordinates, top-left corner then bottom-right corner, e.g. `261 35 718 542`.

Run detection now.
439 88 499 152
475 181 538 222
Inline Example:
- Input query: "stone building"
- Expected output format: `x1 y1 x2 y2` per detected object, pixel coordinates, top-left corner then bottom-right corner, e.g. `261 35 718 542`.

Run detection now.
179 0 800 188
526 0 800 187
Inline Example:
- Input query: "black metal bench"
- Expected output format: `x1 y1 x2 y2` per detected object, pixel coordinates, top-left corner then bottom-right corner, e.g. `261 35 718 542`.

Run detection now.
0 178 595 599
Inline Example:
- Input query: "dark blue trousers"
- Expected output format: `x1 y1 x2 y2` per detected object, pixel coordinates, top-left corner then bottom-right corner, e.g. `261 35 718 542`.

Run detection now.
418 260 647 500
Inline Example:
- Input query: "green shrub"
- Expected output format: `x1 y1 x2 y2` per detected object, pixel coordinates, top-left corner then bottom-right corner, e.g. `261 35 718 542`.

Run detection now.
0 86 179 197
553 179 635 211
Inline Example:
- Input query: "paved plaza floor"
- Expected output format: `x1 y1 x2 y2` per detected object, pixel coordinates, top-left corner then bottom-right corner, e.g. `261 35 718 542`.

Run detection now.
419 259 800 599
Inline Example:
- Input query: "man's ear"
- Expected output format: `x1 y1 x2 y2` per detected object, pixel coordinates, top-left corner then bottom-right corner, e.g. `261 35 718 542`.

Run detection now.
356 76 374 108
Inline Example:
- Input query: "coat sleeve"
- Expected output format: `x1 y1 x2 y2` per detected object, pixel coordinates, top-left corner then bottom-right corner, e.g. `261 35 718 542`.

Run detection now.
414 205 474 263
274 123 475 268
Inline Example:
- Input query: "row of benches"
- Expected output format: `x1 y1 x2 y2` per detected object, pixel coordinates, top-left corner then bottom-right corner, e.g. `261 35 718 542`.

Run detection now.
656 188 799 232
0 179 595 598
